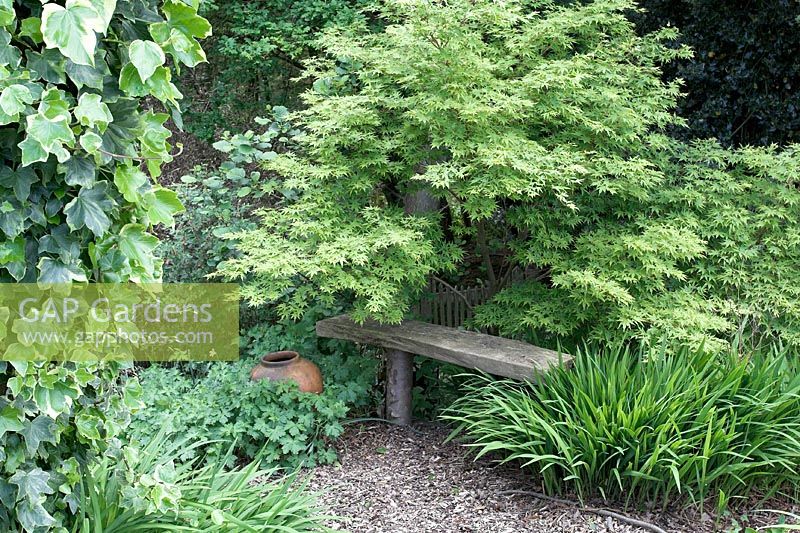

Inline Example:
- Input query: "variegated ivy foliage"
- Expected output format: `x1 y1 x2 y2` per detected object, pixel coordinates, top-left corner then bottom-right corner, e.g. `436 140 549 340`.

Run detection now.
0 1 208 531
222 0 800 350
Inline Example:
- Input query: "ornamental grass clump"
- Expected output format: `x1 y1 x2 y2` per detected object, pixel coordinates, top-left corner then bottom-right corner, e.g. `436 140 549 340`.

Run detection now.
444 345 800 508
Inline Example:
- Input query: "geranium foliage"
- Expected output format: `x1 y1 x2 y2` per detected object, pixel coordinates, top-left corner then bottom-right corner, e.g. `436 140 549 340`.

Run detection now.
0 1 208 531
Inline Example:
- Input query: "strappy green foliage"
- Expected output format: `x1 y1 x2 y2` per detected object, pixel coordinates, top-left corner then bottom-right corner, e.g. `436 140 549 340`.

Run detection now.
444 344 800 508
72 430 334 532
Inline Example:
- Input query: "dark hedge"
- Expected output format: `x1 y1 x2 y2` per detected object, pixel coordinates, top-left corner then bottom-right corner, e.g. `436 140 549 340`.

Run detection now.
634 0 800 147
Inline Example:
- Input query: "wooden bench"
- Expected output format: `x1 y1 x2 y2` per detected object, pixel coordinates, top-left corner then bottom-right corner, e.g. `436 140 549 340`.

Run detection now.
316 315 572 425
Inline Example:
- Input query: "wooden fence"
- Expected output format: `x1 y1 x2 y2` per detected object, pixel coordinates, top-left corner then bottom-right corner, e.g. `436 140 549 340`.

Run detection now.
411 267 536 328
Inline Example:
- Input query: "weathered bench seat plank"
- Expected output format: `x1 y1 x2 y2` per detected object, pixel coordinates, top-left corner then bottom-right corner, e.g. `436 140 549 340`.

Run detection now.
316 315 571 381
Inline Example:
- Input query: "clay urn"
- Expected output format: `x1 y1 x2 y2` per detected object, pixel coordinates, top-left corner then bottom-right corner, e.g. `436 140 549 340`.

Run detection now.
249 351 323 393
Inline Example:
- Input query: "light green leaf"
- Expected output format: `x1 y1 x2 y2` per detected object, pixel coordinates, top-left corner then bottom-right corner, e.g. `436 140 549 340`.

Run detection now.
87 0 116 31
25 112 74 155
33 383 76 419
165 27 206 67
18 136 48 166
117 223 158 273
75 413 102 440
145 67 182 106
0 236 24 265
162 0 211 38
118 63 147 96
80 131 103 154
41 0 105 66
64 182 115 236
37 257 87 283
128 39 165 81
0 0 15 27
38 87 70 119
145 187 184 226
74 93 112 131
0 84 34 117
0 406 24 438
114 164 148 203
19 17 43 43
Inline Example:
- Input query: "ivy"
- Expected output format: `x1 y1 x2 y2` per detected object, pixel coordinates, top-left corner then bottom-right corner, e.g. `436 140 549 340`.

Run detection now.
0 0 209 531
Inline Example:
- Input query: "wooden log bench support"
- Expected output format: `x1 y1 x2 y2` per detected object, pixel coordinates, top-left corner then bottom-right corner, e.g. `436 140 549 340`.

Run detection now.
316 315 572 425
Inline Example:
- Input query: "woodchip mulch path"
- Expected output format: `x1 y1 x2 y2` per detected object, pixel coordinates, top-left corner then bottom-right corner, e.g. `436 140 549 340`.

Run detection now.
305 421 799 533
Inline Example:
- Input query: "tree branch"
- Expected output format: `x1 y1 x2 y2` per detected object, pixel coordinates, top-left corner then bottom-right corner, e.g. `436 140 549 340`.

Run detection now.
475 219 498 293
499 490 667 533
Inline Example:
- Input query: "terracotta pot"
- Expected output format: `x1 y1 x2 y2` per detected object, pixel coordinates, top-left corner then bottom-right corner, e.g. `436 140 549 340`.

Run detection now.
249 351 323 394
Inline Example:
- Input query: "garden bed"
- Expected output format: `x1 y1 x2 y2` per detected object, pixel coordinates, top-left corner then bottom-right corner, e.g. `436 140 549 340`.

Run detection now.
300 422 799 533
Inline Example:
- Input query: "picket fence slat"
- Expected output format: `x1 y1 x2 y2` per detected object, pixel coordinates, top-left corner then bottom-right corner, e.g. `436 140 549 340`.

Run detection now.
412 267 536 328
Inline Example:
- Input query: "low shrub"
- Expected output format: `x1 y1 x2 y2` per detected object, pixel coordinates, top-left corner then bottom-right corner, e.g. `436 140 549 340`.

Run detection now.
128 361 347 468
161 106 299 284
73 430 333 532
444 345 800 508
127 313 378 468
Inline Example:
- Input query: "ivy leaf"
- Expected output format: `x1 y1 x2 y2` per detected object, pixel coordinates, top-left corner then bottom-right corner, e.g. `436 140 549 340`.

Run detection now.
16 500 57 532
75 413 102 440
140 112 172 176
24 112 74 163
20 416 58 457
0 406 24 439
120 64 182 105
41 0 106 66
26 49 66 84
161 0 211 39
0 84 34 118
0 0 14 27
10 467 55 503
18 136 48 166
0 236 24 265
33 383 76 419
66 51 110 90
117 223 158 272
64 182 115 236
87 0 116 31
19 17 43 43
118 63 147 96
74 93 113 132
145 187 184 226
80 131 103 154
0 165 38 202
145 67 183 106
63 155 97 187
164 27 206 67
128 39 165 81
0 29 20 68
37 257 87 283
0 479 14 509
0 206 24 238
114 164 148 203
38 87 70 119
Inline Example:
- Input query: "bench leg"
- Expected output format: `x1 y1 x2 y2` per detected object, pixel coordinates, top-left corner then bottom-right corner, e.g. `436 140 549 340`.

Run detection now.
385 349 413 425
